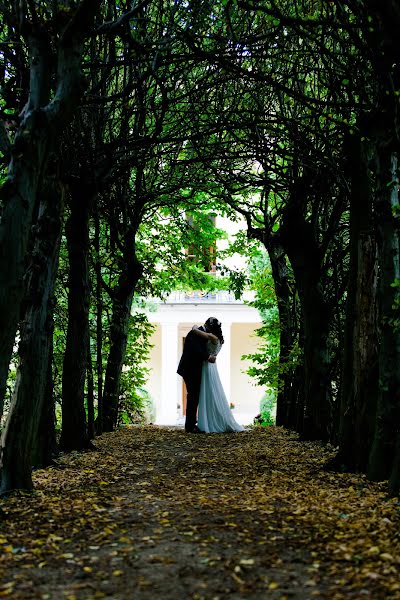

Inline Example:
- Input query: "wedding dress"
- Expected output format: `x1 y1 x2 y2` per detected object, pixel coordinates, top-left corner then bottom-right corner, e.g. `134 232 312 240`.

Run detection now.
197 340 244 433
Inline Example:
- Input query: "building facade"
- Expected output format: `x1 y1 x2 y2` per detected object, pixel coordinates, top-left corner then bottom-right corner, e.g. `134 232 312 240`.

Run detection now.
145 290 264 426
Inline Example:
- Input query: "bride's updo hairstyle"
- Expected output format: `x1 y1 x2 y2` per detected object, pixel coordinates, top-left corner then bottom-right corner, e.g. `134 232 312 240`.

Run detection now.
205 316 224 344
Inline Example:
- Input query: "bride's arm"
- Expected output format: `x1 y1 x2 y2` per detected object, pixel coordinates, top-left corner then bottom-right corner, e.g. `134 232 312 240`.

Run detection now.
192 325 218 343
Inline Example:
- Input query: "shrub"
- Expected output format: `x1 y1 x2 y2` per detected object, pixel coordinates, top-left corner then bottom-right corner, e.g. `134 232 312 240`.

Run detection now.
255 390 276 427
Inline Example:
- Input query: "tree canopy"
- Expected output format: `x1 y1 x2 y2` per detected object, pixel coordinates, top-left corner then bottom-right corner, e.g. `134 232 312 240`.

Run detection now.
0 0 400 497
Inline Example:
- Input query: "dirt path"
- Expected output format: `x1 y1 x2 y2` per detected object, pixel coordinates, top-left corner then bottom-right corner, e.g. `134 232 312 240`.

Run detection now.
0 426 399 599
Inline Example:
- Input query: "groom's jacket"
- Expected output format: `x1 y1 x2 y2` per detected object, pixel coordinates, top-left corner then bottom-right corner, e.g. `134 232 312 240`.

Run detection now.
177 327 209 379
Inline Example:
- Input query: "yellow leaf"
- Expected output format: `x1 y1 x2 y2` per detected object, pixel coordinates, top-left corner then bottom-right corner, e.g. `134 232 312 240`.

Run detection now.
268 582 279 590
380 553 394 562
112 570 123 577
239 558 255 566
231 572 245 585
390 583 400 591
83 566 93 573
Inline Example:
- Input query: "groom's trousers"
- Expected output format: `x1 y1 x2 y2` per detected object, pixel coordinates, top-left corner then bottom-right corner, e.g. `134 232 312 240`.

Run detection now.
184 369 202 432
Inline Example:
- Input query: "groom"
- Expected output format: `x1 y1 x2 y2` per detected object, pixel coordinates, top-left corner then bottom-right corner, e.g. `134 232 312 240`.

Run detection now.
177 318 217 433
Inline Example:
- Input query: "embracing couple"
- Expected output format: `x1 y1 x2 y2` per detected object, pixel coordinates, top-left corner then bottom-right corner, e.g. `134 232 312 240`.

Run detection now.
177 316 244 434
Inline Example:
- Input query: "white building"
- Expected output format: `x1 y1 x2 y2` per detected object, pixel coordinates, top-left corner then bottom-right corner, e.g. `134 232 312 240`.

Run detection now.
145 290 264 426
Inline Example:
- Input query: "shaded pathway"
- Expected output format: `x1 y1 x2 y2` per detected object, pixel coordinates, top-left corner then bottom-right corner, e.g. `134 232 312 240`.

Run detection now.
0 427 399 599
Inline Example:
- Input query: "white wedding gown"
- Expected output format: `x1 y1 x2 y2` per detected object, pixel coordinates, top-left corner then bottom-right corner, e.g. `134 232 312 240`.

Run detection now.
197 340 244 433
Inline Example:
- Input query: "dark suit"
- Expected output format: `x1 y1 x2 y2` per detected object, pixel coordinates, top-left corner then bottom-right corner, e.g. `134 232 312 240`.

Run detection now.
177 327 209 431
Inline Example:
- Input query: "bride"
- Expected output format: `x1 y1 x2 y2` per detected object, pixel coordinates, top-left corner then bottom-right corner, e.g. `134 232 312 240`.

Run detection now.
192 319 244 433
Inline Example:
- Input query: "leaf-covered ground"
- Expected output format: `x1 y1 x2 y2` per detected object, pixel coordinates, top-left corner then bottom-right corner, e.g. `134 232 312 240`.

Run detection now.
0 426 399 599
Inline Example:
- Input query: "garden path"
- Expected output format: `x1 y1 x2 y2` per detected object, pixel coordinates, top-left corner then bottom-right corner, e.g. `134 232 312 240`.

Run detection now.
0 427 399 599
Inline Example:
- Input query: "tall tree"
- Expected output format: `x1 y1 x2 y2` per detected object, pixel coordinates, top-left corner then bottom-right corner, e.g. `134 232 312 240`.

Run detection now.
60 179 94 452
0 176 64 493
0 0 100 420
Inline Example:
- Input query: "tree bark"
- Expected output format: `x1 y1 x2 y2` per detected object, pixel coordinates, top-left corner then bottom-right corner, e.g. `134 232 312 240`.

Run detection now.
332 136 378 472
267 241 296 427
293 358 306 433
94 209 104 435
102 255 143 432
0 178 63 493
0 0 100 419
60 182 93 452
281 205 331 441
87 346 95 440
389 436 400 495
0 33 51 421
32 286 59 469
368 150 400 481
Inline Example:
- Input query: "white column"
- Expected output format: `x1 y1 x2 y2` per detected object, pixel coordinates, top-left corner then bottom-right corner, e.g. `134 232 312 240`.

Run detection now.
157 322 179 424
217 321 231 402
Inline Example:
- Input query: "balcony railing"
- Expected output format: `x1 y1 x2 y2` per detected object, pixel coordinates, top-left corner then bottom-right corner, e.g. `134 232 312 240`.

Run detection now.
163 290 255 304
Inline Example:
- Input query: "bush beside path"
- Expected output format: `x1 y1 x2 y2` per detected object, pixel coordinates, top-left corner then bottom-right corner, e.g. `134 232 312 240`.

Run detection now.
0 426 399 599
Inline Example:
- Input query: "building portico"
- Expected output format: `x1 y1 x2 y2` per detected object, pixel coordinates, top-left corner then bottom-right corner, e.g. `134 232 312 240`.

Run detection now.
145 292 264 425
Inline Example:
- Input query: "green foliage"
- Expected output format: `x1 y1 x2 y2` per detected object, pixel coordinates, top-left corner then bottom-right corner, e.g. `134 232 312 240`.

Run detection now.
0 0 388 454
242 249 280 389
136 202 243 299
257 390 277 427
389 279 400 331
3 353 17 426
243 247 303 395
118 308 155 425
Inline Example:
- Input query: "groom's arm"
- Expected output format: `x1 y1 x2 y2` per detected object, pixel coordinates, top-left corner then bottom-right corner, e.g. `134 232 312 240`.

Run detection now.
191 327 217 362
186 330 211 362
191 326 218 343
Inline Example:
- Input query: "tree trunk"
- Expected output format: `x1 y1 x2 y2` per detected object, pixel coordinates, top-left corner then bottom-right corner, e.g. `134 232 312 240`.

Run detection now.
281 207 331 441
368 150 400 481
60 183 93 452
87 346 95 440
0 178 63 493
102 257 143 432
32 286 59 469
301 292 331 441
0 0 100 419
389 436 400 495
267 242 295 427
94 210 104 435
332 136 378 472
0 35 51 420
293 359 306 433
